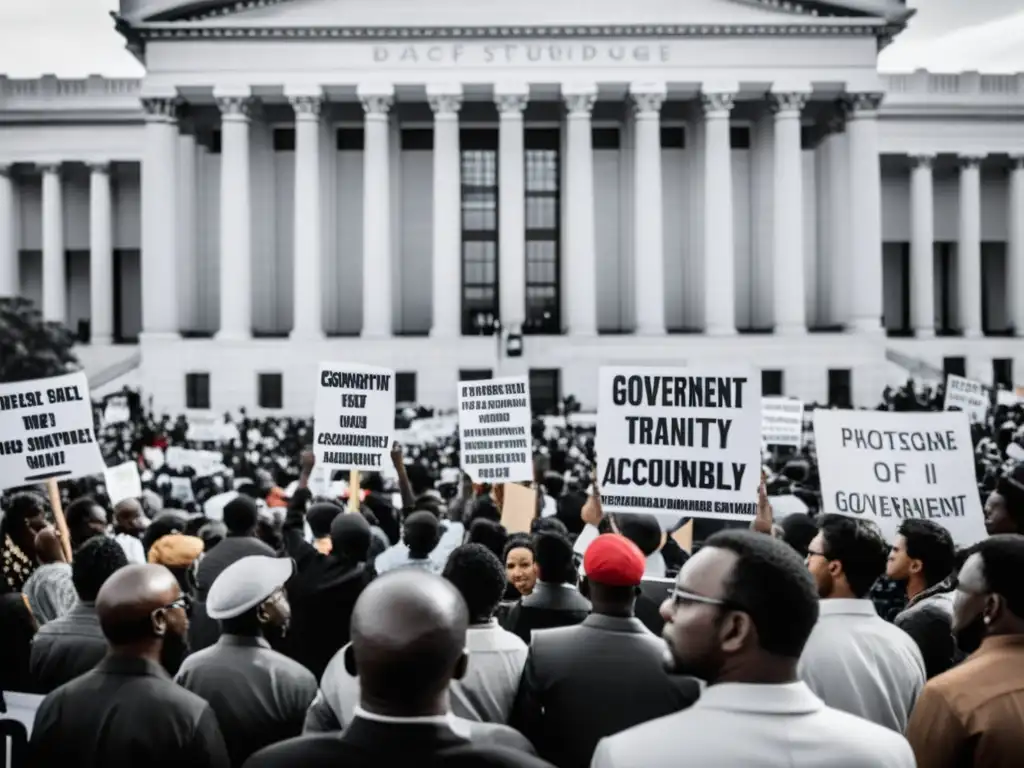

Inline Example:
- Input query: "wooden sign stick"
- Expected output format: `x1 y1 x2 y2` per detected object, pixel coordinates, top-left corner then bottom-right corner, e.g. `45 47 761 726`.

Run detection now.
46 479 73 562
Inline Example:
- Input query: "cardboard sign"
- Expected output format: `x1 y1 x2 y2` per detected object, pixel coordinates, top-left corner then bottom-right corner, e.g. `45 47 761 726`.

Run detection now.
813 409 986 545
457 375 533 483
313 363 396 472
0 372 105 491
943 375 988 424
761 397 804 447
164 447 225 478
104 461 142 505
500 483 538 534
595 366 761 522
102 395 131 427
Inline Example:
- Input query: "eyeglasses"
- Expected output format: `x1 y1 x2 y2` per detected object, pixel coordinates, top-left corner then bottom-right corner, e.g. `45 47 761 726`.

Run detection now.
805 548 830 561
154 594 192 618
666 587 744 613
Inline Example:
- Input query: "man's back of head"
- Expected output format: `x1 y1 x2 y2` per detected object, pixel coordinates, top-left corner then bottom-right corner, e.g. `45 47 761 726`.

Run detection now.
308 501 343 540
73 535 130 603
223 496 259 536
442 543 506 624
534 531 574 585
404 511 441 559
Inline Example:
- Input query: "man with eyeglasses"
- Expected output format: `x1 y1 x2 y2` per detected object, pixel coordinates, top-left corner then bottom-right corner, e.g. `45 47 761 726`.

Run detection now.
175 555 317 768
590 530 914 768
29 563 230 768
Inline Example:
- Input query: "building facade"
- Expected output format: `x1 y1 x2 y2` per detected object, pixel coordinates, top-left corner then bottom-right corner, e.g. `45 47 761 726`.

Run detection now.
0 0 1022 414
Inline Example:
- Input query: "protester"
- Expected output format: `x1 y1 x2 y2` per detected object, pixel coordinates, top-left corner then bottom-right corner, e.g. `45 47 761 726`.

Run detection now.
505 531 590 643
22 526 75 625
64 496 109 551
306 501 341 555
176 556 318 768
30 535 129 693
0 592 38 692
512 534 699 768
590 530 916 767
799 515 926 732
112 498 148 564
906 534 1024 767
984 468 1024 535
29 563 230 768
614 514 666 578
378 510 442 574
504 533 539 598
467 517 510 563
1 491 48 594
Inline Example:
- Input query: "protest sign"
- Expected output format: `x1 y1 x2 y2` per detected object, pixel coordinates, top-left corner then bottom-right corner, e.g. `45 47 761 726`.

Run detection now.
0 372 105 492
813 409 986 545
165 447 225 477
313 363 396 472
762 397 804 447
102 395 131 427
595 366 761 521
943 374 988 423
500 483 538 533
457 375 532 483
186 413 236 443
104 461 142 505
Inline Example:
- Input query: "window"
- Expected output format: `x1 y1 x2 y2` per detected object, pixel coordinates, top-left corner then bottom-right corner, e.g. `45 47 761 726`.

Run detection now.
761 370 784 397
401 129 433 151
993 359 1013 390
258 373 283 409
592 128 620 149
800 126 816 151
185 373 211 410
210 129 222 155
460 129 500 334
396 372 417 404
660 127 686 149
729 126 751 150
459 369 493 382
827 369 852 409
943 357 966 379
935 243 955 334
336 128 365 151
273 128 295 152
529 368 561 416
524 129 561 335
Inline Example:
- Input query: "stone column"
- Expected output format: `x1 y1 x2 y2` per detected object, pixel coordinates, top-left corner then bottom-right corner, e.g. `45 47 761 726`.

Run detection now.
631 83 666 335
496 84 529 332
564 84 598 336
177 130 198 330
824 115 850 327
141 97 180 336
289 91 325 340
40 163 65 323
845 93 885 333
770 91 809 335
359 85 394 338
1010 155 1024 337
909 153 936 338
0 165 16 297
428 84 463 338
88 162 114 344
702 92 736 336
958 153 984 338
215 93 254 340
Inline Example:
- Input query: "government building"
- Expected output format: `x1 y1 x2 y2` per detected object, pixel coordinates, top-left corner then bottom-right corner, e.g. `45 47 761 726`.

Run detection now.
0 0 1021 414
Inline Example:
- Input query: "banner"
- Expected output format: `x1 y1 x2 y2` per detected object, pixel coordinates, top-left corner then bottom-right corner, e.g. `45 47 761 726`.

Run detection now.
595 366 761 521
457 375 533 483
943 374 988 423
0 372 105 491
186 413 237 443
104 461 142 505
313 363 396 471
813 409 986 545
761 397 804 447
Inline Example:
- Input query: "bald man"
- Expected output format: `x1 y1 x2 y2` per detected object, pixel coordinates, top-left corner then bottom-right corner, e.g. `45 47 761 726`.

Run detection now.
113 498 148 565
29 564 230 768
244 571 554 768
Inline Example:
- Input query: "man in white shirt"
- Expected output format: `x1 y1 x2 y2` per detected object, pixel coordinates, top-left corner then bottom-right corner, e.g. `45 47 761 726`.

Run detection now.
591 530 914 768
112 498 148 565
800 515 926 732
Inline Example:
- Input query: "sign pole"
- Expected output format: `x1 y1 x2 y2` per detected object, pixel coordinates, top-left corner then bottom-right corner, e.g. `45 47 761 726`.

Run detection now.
46 479 73 562
348 469 361 512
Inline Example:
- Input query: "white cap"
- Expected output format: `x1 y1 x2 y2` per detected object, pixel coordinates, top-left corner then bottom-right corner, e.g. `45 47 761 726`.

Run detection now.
206 555 294 620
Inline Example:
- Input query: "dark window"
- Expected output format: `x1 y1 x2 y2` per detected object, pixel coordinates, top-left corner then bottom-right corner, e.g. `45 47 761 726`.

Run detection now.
210 129 222 155
994 359 1013 390
460 129 500 334
592 128 620 149
401 129 433 151
661 127 686 149
459 369 493 382
800 126 816 151
761 370 784 397
529 369 561 416
730 126 751 150
936 243 954 334
396 372 417 404
273 128 295 152
523 128 561 335
257 373 283 409
943 357 966 378
827 369 852 409
185 373 211 410
337 128 365 151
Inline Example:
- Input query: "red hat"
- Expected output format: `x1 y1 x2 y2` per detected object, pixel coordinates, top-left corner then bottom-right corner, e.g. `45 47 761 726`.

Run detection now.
584 534 646 587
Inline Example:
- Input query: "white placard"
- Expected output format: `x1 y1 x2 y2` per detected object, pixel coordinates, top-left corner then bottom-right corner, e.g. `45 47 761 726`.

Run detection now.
186 413 233 443
102 395 131 426
165 447 225 478
996 388 1024 407
943 374 989 424
596 366 761 521
813 409 986 546
2 691 44 738
0 372 105 491
169 477 195 504
313 363 396 472
457 375 533 483
105 461 142 505
762 397 804 447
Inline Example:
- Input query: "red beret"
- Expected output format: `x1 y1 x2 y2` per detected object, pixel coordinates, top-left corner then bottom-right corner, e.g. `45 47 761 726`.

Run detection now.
584 534 646 587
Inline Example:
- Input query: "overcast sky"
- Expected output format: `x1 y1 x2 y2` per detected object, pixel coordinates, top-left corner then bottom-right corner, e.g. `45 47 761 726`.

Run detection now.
0 0 1021 78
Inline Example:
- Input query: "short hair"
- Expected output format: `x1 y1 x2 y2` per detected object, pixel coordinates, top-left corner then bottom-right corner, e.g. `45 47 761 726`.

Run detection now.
897 519 956 587
531 517 569 537
704 529 820 658
443 543 506 621
818 514 889 598
65 496 107 531
502 533 535 564
975 534 1024 618
466 518 508 562
995 470 1024 528
307 501 344 539
778 514 819 559
616 514 662 557
467 497 501 525
405 463 433 496
223 496 259 534
534 531 574 585
404 511 440 558
0 492 46 538
72 536 129 602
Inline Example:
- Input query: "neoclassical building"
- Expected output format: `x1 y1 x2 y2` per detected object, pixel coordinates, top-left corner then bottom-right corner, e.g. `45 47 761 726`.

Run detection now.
0 0 1022 413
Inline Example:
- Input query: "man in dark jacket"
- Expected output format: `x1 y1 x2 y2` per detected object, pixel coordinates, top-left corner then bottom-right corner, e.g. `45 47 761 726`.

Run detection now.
504 532 590 643
510 534 699 768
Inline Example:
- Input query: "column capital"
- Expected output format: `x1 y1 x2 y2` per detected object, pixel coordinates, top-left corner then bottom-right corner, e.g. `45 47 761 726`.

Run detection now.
427 89 463 116
86 161 111 174
142 97 182 123
630 83 666 117
826 111 847 135
357 84 394 116
563 84 597 117
842 92 884 116
908 152 936 168
0 164 13 178
701 92 735 118
38 162 62 175
288 95 323 119
958 153 985 169
217 96 255 121
496 93 528 115
769 91 809 115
